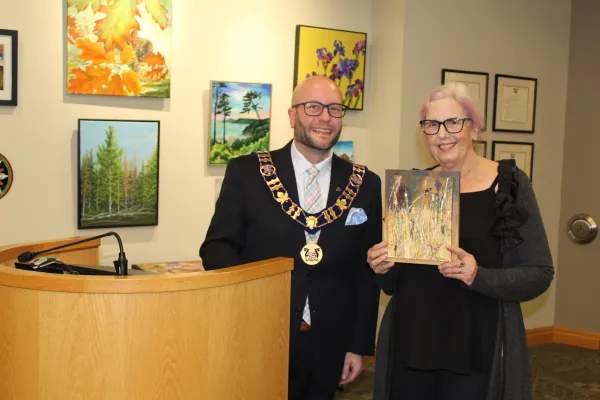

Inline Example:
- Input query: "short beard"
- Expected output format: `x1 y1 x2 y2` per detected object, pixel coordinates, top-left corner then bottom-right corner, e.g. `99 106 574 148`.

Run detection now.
294 118 342 151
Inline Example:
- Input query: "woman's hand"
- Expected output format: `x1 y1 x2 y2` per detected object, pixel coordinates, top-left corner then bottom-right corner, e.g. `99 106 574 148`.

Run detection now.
438 245 478 286
367 242 395 274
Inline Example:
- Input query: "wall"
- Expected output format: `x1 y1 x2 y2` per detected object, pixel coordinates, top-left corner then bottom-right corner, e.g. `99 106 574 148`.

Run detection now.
395 0 571 328
0 0 373 265
555 0 600 332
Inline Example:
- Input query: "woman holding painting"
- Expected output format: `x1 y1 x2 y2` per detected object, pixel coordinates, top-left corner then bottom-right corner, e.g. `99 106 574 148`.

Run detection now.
367 83 553 400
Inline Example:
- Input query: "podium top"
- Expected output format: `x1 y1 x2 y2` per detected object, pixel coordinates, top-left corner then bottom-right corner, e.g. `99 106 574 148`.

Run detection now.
0 236 293 294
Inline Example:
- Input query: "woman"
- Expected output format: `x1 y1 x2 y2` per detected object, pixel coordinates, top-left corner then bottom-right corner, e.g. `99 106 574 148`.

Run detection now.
368 83 553 400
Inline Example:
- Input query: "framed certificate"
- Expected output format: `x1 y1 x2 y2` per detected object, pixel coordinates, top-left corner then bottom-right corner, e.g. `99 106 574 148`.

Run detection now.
442 69 489 131
493 74 537 133
384 169 460 265
473 140 488 158
491 141 534 181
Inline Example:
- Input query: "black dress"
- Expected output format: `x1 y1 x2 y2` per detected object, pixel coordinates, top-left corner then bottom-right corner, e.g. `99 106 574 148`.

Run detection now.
390 177 501 375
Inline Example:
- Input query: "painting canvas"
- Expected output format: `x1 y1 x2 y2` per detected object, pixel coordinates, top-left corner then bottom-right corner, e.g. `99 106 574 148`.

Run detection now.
78 119 160 229
67 0 172 97
385 170 460 265
0 29 17 106
209 81 271 164
294 25 367 110
332 141 354 162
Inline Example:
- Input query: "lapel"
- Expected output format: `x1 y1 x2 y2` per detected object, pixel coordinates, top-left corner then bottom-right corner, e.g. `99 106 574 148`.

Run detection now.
270 141 300 204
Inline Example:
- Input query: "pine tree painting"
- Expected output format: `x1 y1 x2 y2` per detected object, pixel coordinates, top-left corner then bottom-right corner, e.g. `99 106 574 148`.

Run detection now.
78 119 160 228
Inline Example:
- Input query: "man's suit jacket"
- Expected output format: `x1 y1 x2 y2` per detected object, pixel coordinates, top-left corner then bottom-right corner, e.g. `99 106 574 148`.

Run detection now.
200 141 382 371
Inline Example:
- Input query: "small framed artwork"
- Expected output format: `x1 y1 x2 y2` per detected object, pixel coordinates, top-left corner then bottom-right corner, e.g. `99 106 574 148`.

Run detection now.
332 141 354 162
0 29 18 106
209 81 271 164
492 74 537 133
0 152 14 199
385 170 460 265
473 140 488 158
442 69 488 130
294 25 367 110
78 119 160 229
492 141 534 181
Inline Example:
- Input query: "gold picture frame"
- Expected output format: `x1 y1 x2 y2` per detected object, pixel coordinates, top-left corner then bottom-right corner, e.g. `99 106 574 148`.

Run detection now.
385 169 460 265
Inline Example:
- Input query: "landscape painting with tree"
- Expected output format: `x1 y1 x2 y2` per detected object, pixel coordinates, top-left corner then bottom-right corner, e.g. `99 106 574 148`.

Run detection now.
209 81 271 164
78 119 160 229
385 170 460 265
67 0 172 97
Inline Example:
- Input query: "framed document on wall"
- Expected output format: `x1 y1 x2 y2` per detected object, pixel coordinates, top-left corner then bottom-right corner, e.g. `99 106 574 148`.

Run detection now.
385 169 460 265
442 69 489 131
491 141 534 181
473 140 488 158
493 74 537 133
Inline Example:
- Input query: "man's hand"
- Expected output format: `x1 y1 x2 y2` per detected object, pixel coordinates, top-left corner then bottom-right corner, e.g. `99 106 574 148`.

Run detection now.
339 352 364 385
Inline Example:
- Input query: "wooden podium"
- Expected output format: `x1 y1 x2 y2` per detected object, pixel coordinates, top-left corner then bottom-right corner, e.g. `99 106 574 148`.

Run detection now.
0 237 292 399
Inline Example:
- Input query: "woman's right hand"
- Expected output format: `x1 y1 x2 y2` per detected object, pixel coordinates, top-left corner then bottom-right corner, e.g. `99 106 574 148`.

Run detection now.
367 242 395 274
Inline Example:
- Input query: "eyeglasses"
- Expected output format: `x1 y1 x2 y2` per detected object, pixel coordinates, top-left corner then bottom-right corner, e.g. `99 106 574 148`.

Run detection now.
292 101 347 118
419 117 472 135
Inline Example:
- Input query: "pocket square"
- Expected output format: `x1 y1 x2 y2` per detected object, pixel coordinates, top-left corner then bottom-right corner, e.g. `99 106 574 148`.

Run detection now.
345 207 368 226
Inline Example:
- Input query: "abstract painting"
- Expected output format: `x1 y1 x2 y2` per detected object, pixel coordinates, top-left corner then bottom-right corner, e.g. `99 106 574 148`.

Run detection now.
332 141 354 162
385 170 460 265
294 25 367 110
67 0 172 97
78 119 160 229
209 81 271 164
0 29 18 106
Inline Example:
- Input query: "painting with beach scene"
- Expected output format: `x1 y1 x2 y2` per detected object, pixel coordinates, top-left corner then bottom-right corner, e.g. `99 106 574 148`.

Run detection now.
78 119 160 229
294 25 367 110
332 141 354 162
209 81 271 164
385 170 460 265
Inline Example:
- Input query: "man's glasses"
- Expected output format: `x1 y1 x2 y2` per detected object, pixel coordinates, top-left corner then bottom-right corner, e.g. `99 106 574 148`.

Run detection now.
292 101 347 118
419 117 472 135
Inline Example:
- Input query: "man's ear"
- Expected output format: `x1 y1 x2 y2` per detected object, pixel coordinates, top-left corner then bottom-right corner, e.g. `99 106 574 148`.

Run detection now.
288 108 296 128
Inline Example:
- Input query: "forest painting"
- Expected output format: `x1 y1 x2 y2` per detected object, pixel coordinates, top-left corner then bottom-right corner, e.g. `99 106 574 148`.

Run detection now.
67 0 172 97
385 170 460 265
209 81 271 164
78 119 159 229
294 25 367 110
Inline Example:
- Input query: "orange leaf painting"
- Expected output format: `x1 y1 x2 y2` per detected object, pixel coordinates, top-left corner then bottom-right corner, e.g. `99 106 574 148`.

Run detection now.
67 0 172 97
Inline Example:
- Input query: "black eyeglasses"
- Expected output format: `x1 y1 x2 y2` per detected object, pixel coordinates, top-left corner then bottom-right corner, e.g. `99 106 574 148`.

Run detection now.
292 101 347 118
419 117 472 135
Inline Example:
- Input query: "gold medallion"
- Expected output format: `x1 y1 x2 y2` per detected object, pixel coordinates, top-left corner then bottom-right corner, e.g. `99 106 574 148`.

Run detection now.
300 243 323 266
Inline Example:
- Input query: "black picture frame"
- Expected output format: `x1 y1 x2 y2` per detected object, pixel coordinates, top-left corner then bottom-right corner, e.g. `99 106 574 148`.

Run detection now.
78 119 160 229
293 25 367 110
442 69 489 131
491 140 534 181
0 29 18 106
492 74 538 133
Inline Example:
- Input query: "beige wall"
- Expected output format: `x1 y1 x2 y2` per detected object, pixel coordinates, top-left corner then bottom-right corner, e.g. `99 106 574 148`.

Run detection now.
555 0 600 332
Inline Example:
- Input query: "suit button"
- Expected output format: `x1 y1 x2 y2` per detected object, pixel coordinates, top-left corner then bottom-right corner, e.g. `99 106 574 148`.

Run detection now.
294 307 302 314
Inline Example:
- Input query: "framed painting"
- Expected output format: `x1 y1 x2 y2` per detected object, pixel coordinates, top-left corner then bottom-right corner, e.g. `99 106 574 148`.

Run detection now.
78 119 160 229
332 140 354 162
0 29 18 106
442 68 488 130
66 0 172 97
209 81 271 164
385 169 460 265
0 152 13 199
493 74 537 133
294 25 367 110
473 140 488 158
492 141 534 181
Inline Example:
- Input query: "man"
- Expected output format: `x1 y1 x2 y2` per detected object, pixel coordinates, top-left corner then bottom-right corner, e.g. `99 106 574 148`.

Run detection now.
200 76 382 399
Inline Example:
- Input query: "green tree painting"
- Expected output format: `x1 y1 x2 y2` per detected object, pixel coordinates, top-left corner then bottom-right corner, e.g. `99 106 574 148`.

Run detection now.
78 120 160 229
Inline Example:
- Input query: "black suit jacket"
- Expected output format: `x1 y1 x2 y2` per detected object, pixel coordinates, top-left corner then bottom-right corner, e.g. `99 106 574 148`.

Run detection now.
200 141 382 363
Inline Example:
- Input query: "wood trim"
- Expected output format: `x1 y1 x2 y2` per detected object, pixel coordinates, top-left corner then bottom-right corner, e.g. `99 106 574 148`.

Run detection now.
526 326 600 349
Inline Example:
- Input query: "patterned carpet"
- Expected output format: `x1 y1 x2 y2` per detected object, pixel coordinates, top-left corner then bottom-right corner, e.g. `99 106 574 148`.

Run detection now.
334 344 600 400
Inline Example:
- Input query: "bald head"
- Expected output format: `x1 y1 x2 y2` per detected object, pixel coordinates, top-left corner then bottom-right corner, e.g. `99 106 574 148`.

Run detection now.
291 75 342 105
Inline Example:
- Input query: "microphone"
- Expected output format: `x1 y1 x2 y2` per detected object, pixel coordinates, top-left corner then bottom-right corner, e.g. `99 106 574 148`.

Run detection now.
17 232 128 275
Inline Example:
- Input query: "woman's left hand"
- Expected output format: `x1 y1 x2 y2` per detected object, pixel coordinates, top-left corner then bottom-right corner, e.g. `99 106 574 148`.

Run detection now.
438 245 478 286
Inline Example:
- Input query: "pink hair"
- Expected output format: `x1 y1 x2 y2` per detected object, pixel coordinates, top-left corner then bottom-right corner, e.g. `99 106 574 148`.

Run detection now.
418 83 484 133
